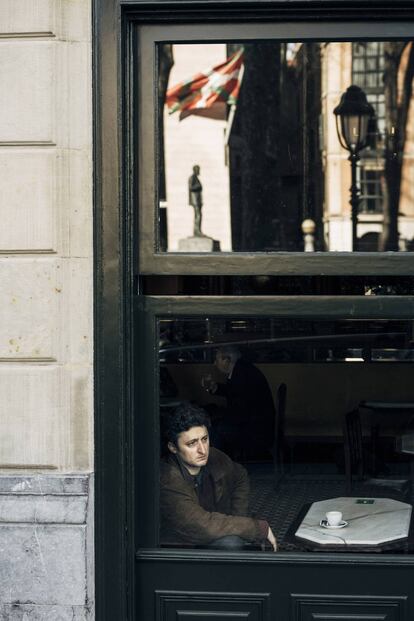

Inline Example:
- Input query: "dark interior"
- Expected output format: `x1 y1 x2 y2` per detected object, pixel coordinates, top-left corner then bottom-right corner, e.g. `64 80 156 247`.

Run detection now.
156 276 414 552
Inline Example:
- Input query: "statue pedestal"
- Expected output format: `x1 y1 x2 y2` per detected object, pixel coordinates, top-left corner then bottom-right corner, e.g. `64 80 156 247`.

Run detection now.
178 236 221 252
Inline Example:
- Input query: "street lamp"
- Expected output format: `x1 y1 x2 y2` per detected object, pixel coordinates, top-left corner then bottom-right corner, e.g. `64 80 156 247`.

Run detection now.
333 85 375 250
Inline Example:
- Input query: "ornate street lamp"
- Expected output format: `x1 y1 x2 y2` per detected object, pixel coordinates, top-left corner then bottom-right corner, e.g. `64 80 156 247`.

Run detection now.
334 85 375 250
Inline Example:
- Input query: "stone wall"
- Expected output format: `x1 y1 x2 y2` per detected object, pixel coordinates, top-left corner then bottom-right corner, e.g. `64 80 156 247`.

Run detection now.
0 1 93 617
0 475 93 619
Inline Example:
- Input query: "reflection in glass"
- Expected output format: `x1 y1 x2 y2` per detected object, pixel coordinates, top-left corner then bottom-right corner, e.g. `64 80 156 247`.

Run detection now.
158 40 414 253
159 317 414 552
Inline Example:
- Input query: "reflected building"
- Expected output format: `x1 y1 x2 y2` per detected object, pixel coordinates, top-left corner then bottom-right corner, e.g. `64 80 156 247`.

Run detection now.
162 41 414 253
321 42 414 251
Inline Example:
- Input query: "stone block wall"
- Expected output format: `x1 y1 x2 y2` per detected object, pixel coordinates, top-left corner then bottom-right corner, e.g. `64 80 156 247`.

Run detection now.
0 475 93 620
0 1 93 617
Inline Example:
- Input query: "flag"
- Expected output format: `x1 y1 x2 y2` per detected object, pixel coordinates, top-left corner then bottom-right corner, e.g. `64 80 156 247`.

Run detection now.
165 48 244 121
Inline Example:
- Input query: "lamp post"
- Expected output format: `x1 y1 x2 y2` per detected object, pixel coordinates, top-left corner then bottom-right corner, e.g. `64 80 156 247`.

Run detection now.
333 85 375 250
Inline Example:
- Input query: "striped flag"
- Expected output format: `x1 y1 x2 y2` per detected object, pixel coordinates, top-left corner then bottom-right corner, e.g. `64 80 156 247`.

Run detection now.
165 48 244 121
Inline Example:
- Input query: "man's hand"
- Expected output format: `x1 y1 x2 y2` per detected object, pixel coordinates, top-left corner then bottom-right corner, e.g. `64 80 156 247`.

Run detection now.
201 374 218 394
267 527 277 551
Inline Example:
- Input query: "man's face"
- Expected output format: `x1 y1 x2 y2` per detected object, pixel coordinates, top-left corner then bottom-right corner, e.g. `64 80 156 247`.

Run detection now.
168 425 210 474
215 351 231 375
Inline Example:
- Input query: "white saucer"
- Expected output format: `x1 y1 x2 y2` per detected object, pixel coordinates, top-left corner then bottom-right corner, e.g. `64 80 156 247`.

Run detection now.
319 519 348 529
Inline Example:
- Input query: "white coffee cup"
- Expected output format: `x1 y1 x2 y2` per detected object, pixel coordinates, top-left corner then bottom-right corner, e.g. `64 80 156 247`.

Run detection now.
326 511 342 526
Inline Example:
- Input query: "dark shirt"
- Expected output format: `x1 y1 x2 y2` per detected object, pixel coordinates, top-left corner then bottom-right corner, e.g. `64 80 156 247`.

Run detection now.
175 455 216 512
194 469 216 512
215 358 275 440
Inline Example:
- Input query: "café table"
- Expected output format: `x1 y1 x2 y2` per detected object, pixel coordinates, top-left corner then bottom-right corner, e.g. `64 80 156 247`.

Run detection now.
287 496 413 552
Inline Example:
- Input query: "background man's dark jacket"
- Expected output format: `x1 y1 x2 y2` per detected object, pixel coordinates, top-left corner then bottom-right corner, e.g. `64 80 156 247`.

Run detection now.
215 358 275 443
160 447 266 545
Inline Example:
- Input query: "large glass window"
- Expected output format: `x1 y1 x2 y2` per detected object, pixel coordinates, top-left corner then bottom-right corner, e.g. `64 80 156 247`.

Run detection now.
156 39 414 254
158 313 414 553
134 21 414 559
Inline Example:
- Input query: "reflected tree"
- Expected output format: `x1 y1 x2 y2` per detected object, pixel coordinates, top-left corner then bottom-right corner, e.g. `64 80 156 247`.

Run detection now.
296 43 323 250
228 43 320 252
158 44 174 250
381 42 414 251
229 43 285 251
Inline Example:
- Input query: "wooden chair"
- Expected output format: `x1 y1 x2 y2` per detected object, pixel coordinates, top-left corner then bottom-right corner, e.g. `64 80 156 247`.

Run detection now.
273 383 287 488
343 408 411 502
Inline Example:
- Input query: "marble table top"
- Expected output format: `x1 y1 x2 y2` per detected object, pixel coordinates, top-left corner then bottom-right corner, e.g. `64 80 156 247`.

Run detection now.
295 497 412 546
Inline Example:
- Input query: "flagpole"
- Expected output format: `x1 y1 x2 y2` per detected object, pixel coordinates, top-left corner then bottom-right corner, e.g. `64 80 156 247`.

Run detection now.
225 63 244 145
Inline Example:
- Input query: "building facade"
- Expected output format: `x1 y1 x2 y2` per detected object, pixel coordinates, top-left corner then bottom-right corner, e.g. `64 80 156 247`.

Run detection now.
2 1 414 621
0 1 94 618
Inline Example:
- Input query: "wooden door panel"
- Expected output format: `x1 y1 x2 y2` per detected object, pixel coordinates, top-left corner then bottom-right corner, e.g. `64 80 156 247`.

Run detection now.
291 593 408 621
155 590 270 621
175 613 250 620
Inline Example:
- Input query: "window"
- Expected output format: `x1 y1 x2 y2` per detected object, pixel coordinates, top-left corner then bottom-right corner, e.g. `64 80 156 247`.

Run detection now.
352 42 385 138
95 5 414 616
132 21 414 558
134 23 414 273
136 294 414 554
352 42 385 222
359 167 384 216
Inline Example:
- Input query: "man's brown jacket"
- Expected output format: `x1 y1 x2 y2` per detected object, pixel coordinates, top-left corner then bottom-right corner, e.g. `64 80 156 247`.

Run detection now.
160 447 266 545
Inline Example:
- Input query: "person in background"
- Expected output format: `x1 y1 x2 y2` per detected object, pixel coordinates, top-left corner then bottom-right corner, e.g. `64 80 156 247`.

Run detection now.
202 346 275 458
160 403 277 551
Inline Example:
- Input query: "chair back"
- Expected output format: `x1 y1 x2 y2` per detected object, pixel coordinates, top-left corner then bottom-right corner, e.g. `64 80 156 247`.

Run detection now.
275 383 287 443
344 408 364 494
272 383 287 485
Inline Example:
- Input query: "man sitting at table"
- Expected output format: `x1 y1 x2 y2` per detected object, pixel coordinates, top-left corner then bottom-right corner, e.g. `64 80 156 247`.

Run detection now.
160 402 277 551
202 346 275 458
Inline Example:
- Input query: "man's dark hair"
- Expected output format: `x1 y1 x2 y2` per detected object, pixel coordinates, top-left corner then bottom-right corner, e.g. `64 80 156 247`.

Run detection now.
165 402 211 446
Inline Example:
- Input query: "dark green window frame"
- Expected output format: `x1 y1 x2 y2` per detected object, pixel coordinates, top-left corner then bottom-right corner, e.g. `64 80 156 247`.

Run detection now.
95 3 414 619
133 20 414 275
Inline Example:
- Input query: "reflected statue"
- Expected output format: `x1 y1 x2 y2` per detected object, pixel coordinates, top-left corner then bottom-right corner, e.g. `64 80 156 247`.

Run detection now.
178 164 220 251
188 165 203 237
